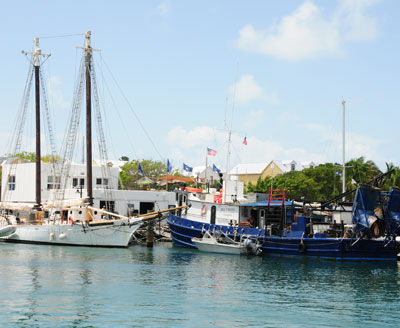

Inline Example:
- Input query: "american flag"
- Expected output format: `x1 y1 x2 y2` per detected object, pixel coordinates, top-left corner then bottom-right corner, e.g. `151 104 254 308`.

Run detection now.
207 147 216 156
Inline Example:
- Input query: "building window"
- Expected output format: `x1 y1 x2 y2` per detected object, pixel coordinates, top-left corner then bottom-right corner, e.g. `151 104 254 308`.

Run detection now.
8 175 16 191
291 163 295 171
73 178 78 187
80 178 85 187
96 178 109 187
47 176 61 189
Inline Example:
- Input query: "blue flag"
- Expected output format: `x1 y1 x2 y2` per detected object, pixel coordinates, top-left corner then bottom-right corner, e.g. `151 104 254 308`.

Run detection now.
167 159 172 174
138 163 145 175
183 163 193 173
213 164 221 175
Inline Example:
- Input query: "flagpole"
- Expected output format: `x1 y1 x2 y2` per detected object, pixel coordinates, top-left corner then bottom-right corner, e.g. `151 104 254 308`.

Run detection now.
205 148 208 192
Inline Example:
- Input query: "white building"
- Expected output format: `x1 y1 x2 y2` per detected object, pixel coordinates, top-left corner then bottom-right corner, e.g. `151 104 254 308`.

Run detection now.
1 162 175 216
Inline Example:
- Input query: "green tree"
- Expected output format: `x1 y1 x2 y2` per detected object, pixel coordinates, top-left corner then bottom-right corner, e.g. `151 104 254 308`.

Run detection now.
119 159 168 190
9 152 61 163
11 151 36 162
244 160 386 201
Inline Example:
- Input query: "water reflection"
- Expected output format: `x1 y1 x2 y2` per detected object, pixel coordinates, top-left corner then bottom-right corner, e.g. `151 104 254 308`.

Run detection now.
1 243 400 327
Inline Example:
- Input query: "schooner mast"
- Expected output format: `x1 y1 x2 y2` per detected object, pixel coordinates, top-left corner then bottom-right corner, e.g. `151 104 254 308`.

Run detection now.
22 38 50 208
84 31 94 206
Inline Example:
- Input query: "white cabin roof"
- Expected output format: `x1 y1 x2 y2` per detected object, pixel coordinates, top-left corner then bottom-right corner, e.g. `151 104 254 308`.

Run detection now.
229 163 267 175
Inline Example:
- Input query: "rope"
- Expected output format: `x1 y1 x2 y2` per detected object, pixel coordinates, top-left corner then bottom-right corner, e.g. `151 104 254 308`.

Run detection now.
99 56 164 160
39 33 84 39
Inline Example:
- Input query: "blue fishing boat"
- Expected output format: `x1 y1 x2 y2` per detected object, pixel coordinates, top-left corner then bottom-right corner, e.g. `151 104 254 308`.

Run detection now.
167 179 400 261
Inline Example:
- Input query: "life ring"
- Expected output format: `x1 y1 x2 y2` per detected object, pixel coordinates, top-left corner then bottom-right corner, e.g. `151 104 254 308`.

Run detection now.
298 241 306 253
200 205 207 216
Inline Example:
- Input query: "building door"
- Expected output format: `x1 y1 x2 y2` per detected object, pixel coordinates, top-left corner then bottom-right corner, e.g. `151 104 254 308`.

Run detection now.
99 200 115 213
140 202 154 215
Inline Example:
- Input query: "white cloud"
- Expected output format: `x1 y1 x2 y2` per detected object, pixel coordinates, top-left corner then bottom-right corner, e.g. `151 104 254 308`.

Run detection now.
229 74 263 104
337 0 379 41
229 74 278 105
166 122 386 171
157 2 169 16
47 76 69 111
166 125 327 169
244 110 265 129
305 122 383 162
167 126 217 149
236 0 380 60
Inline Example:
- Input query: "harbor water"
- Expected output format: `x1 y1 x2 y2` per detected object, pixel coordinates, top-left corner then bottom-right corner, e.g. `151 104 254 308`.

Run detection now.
1 243 400 327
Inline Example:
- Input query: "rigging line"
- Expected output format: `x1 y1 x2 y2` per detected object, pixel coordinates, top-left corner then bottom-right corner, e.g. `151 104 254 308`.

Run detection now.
94 57 139 159
99 56 164 160
39 33 84 39
46 56 57 143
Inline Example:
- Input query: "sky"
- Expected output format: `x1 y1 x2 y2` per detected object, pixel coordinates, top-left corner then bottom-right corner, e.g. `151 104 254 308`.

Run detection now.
0 0 399 172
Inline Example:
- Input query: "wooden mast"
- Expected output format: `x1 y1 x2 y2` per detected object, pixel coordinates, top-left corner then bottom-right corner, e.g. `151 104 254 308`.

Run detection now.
22 38 50 208
84 31 93 206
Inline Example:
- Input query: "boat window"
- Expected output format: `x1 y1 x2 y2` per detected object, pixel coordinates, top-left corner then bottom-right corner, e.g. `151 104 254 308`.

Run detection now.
210 206 216 224
8 175 16 191
78 210 82 215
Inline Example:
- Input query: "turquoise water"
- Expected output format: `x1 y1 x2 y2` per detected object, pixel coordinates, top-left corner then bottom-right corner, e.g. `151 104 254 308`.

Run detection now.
0 243 400 328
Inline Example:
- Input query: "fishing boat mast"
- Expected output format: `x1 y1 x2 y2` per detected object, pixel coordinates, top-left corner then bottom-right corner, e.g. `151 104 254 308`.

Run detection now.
342 100 346 195
84 31 93 206
22 38 50 208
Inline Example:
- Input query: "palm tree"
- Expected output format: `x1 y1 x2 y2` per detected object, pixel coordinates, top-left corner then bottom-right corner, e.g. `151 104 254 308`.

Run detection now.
345 157 381 192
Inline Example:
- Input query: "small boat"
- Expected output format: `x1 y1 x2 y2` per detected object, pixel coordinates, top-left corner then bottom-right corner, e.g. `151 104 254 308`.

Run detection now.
0 226 16 238
192 230 261 255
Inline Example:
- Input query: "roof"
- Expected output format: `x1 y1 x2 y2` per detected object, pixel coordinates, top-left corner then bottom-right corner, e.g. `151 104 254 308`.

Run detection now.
155 174 198 183
229 163 268 175
230 159 318 176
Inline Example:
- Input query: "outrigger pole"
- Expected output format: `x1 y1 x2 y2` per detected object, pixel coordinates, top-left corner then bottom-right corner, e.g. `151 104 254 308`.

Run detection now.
320 169 395 209
22 38 50 209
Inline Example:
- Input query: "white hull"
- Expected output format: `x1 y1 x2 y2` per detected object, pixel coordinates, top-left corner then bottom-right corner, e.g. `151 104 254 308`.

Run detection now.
0 220 142 247
192 238 247 255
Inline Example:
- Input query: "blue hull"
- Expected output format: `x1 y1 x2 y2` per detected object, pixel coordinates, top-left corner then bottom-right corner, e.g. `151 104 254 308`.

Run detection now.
167 215 399 261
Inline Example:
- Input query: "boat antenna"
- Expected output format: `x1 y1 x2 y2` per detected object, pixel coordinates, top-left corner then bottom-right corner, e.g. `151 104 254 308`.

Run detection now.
22 38 50 209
